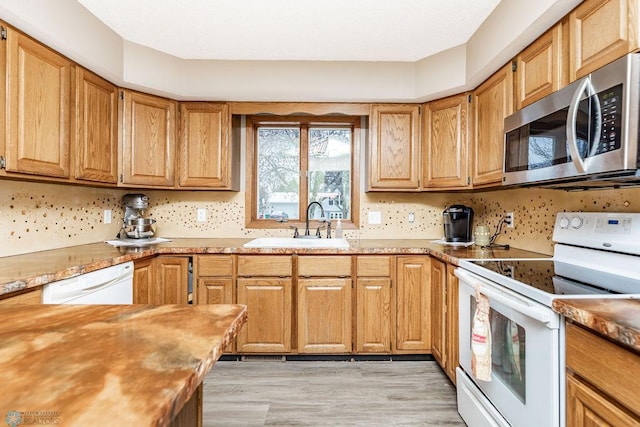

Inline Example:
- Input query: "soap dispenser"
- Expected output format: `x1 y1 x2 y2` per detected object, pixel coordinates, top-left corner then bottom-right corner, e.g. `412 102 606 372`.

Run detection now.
335 219 343 238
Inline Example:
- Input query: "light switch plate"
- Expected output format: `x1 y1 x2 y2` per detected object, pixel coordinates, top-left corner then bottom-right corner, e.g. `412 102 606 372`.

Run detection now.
197 208 207 222
368 211 382 224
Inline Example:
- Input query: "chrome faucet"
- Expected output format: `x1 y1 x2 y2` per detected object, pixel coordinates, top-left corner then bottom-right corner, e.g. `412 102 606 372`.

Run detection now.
304 201 325 237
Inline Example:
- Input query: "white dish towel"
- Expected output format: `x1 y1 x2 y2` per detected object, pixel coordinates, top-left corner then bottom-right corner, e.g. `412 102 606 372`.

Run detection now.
471 285 492 382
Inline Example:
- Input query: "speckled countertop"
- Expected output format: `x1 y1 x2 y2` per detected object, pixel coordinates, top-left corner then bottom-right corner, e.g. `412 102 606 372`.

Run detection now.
0 238 548 296
0 303 246 426
553 298 640 353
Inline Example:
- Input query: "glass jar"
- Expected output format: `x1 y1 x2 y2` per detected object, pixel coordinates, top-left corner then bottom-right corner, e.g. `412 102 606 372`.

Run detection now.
474 225 491 246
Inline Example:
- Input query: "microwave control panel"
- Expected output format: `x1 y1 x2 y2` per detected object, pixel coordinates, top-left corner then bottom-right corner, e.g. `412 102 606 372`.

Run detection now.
594 84 623 155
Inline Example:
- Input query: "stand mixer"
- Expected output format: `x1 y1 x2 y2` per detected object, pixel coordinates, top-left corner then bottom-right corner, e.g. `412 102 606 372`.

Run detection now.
118 194 156 239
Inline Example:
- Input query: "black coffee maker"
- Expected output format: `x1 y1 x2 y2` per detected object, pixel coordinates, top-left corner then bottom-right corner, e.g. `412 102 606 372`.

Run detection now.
443 205 474 242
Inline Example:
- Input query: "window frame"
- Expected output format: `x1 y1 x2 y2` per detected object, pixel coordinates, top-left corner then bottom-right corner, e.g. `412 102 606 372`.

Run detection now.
245 115 360 230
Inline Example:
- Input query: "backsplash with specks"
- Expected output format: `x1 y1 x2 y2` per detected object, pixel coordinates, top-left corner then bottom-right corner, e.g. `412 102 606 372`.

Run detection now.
0 180 126 256
1 179 639 257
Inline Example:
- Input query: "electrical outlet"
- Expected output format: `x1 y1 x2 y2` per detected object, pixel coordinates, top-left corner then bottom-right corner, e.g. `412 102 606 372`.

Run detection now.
197 208 207 222
408 212 415 223
368 211 382 225
103 209 112 224
506 212 515 228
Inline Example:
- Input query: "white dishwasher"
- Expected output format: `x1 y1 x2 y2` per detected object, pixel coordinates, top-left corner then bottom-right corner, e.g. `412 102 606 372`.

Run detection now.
42 262 134 304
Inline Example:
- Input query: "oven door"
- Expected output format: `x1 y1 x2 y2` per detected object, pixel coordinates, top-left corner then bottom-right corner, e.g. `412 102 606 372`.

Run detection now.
455 268 561 427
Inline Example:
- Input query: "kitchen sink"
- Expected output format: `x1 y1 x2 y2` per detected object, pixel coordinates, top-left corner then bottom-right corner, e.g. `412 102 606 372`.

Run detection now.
243 237 349 249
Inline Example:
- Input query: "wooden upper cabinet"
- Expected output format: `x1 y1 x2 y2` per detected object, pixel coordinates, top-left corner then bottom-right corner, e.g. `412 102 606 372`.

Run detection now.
74 67 118 183
119 89 177 187
472 63 514 187
5 26 71 178
368 104 421 191
569 0 639 81
422 94 470 189
514 24 565 110
178 102 238 189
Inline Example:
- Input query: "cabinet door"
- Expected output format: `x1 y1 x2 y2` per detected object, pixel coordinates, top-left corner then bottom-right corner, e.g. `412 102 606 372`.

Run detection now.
196 278 233 305
152 257 189 304
515 25 564 110
120 90 177 187
395 256 431 352
430 258 446 366
133 258 154 304
356 278 391 353
179 102 237 189
298 278 352 353
6 28 71 178
74 67 118 183
567 374 639 427
237 278 291 353
422 94 469 189
368 104 421 190
445 264 459 384
0 288 42 304
569 0 639 81
472 63 514 187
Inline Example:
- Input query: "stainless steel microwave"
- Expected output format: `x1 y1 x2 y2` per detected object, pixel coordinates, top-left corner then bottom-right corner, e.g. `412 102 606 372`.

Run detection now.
503 53 640 190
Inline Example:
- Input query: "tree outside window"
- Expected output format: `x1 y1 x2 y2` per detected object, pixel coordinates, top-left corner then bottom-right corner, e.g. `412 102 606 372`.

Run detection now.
248 116 357 227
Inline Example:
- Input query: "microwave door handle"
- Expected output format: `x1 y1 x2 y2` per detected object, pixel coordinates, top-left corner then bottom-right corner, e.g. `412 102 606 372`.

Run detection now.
589 85 602 159
566 77 590 174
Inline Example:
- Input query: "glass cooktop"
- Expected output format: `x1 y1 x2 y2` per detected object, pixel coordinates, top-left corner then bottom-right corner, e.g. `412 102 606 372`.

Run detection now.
467 259 613 296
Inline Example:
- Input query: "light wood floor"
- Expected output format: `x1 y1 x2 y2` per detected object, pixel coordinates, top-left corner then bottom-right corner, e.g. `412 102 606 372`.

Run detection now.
203 360 465 426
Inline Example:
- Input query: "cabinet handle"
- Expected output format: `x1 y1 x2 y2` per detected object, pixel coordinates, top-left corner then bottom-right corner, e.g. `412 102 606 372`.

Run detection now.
0 26 6 41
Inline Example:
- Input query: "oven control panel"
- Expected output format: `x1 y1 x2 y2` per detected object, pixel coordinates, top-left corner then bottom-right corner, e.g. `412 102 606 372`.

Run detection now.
553 212 640 256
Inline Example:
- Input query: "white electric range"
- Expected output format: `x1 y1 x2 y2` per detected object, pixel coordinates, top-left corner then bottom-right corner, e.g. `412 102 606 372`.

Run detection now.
455 212 640 427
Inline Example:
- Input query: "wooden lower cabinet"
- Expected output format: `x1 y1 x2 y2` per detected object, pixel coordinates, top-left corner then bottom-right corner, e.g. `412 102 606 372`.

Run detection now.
430 258 446 365
430 259 459 383
133 258 154 304
133 256 189 304
444 264 459 383
356 277 392 353
236 278 292 353
395 256 431 352
194 255 234 305
0 287 42 304
298 278 352 353
153 256 190 304
565 322 640 425
194 255 235 352
567 375 638 426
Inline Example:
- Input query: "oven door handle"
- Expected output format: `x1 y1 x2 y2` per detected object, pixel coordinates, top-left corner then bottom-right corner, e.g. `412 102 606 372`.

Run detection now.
456 269 557 327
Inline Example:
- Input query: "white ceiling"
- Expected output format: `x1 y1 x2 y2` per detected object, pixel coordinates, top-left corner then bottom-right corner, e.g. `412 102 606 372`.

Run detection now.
76 0 501 62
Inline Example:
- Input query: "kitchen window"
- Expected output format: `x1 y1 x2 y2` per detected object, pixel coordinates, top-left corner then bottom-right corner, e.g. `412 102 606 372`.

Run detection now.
245 116 360 229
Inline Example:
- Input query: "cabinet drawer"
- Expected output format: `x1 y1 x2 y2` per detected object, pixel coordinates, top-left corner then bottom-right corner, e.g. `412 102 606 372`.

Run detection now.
196 255 233 277
357 256 392 277
237 256 292 277
298 256 351 277
566 322 640 416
